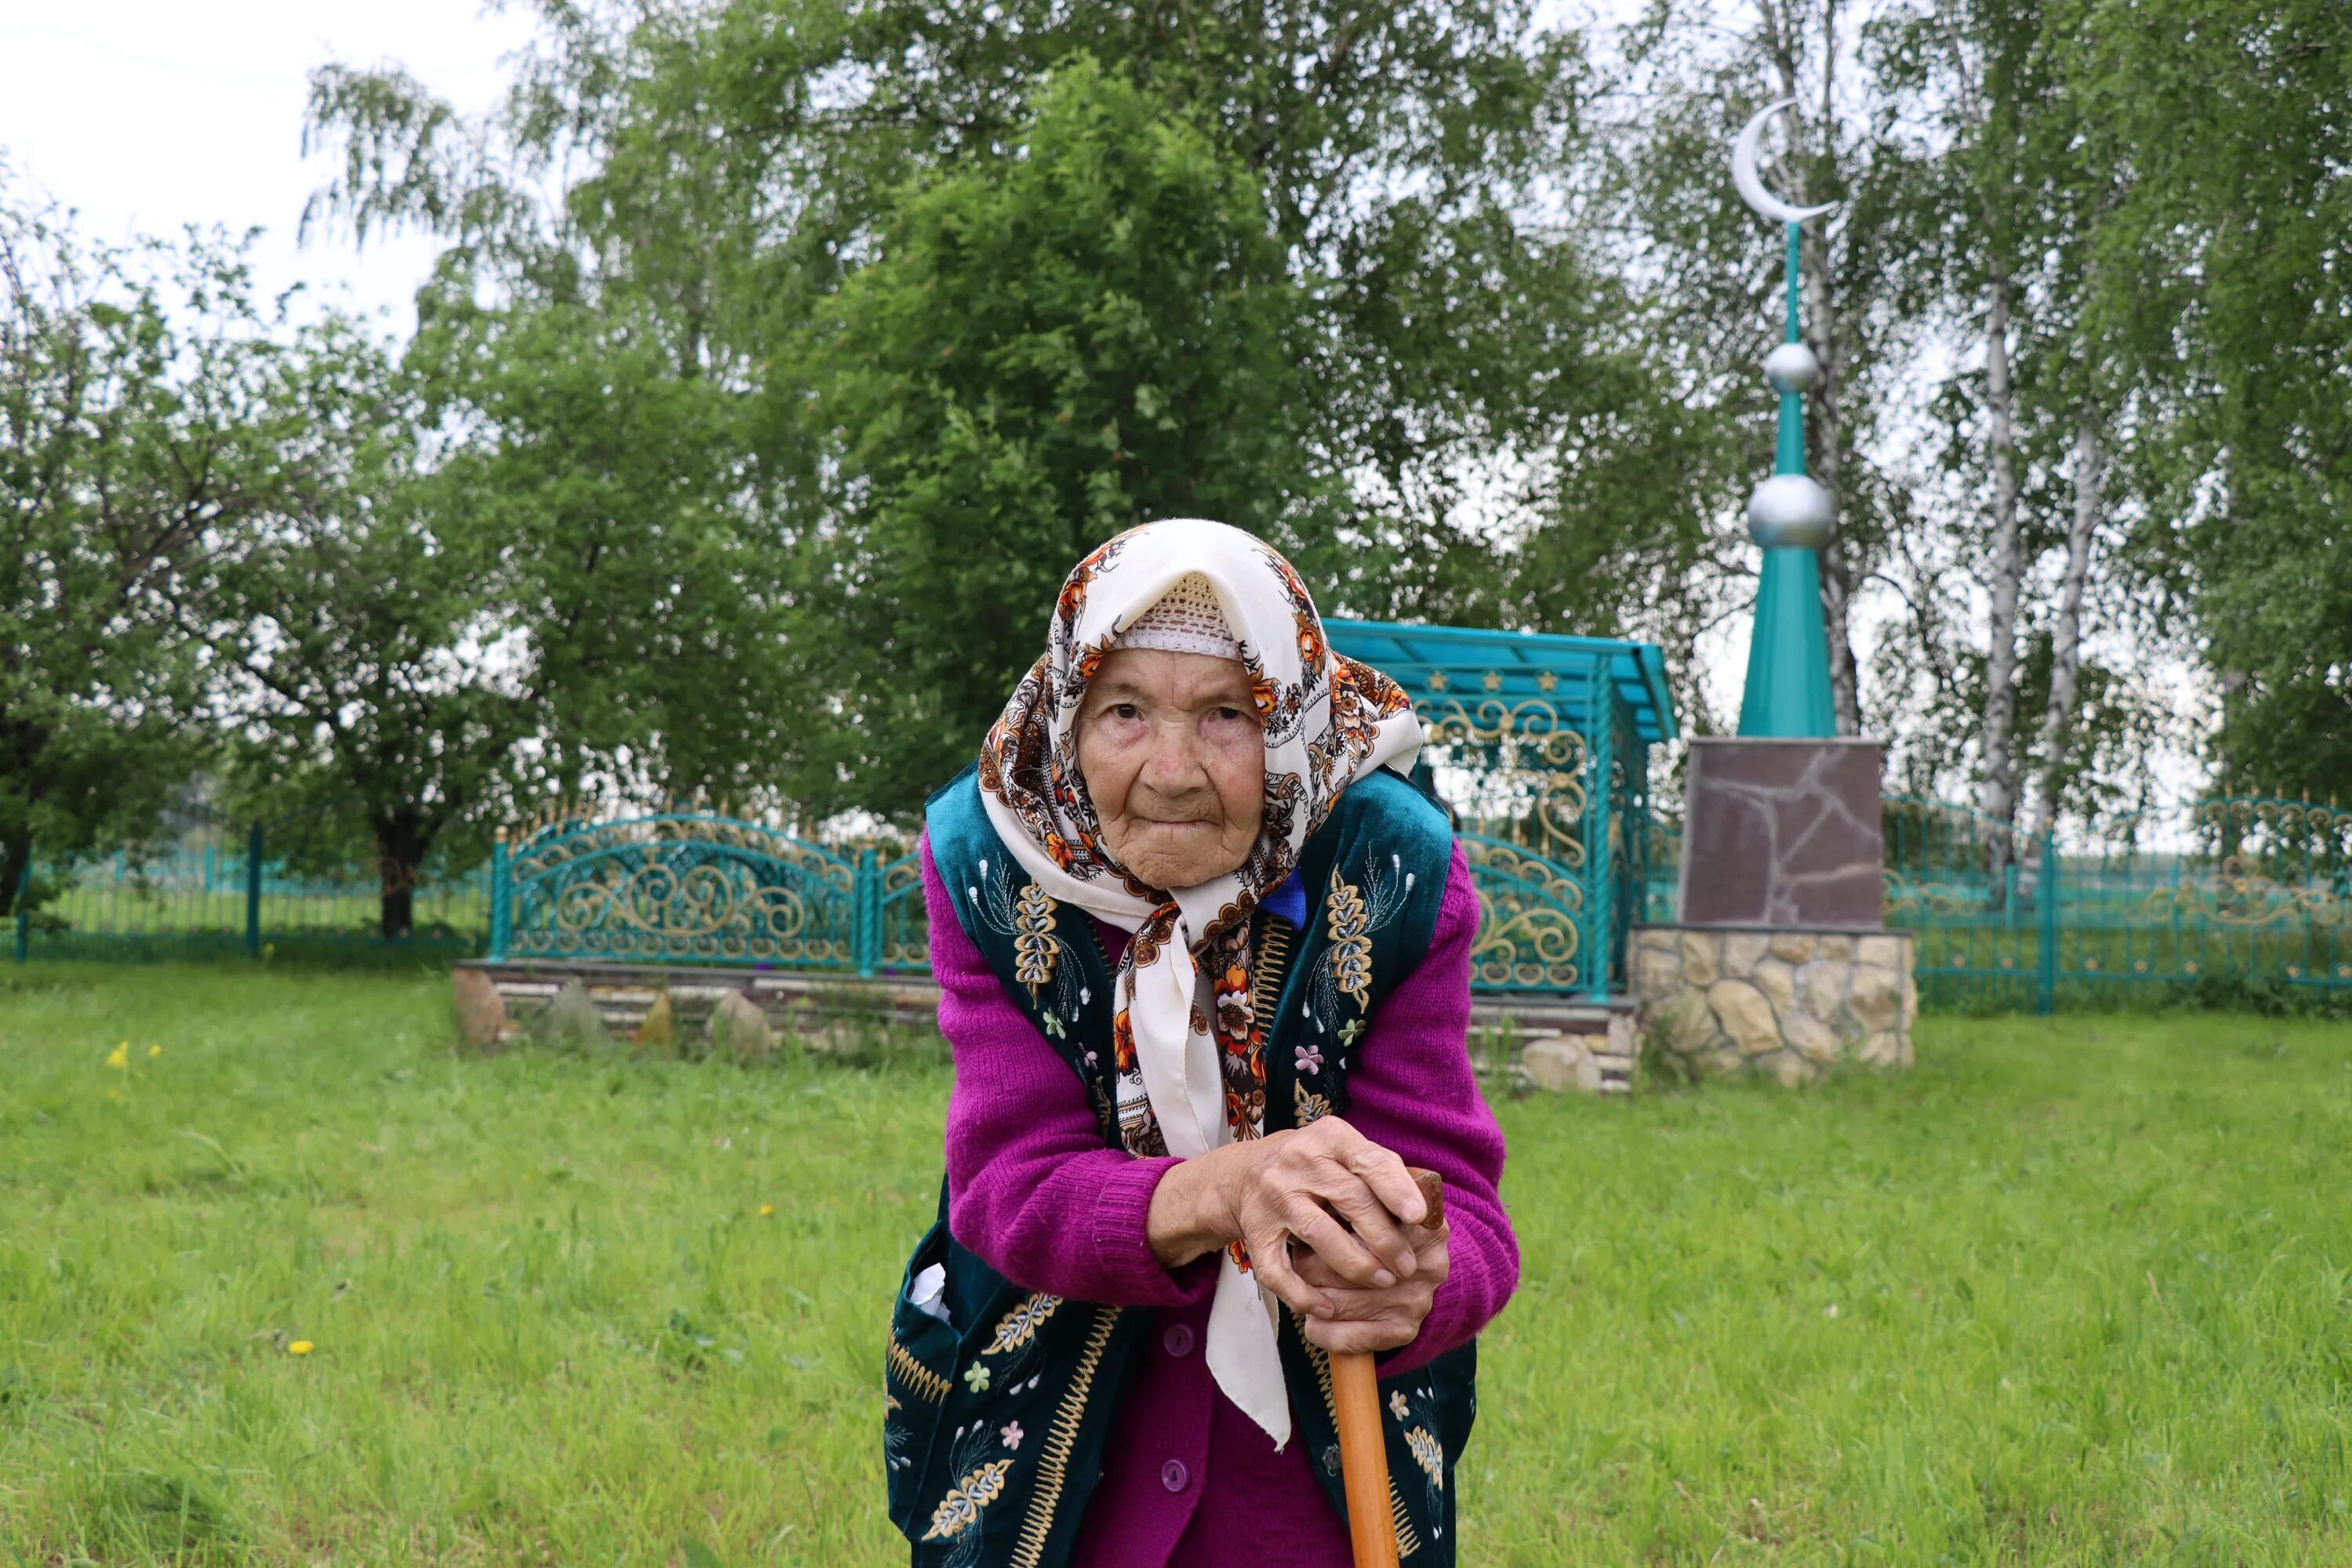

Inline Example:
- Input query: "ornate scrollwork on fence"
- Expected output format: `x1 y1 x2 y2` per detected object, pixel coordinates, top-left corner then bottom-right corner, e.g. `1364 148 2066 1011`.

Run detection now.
1879 799 2033 919
2191 797 2352 845
1461 835 1582 991
1416 695 1591 864
2129 857 2345 930
877 851 931 968
506 815 859 966
1882 870 2005 920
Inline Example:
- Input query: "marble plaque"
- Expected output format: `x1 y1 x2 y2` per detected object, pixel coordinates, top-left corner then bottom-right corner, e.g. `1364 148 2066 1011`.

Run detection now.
1678 737 1885 928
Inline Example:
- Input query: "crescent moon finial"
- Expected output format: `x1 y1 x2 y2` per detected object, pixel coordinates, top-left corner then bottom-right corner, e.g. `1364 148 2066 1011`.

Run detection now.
1732 98 1837 226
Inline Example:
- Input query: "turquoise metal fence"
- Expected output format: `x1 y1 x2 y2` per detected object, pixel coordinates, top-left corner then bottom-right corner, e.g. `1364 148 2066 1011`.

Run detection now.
481 808 1627 996
36 779 2339 1014
2048 797 2349 1003
1853 795 2343 1011
16 802 489 964
490 811 931 977
1881 797 2049 1011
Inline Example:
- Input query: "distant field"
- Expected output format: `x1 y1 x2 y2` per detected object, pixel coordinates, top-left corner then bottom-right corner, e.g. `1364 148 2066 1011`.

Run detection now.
3 964 2350 1564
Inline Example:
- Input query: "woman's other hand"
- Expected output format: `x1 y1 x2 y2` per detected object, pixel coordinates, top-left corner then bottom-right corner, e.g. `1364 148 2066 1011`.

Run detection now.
1294 1219 1448 1354
1145 1116 1428 1319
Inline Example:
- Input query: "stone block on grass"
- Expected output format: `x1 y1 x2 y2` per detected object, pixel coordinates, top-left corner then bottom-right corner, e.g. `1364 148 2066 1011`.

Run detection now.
1849 967 1904 1033
452 969 509 1054
536 978 610 1052
1635 943 1684 996
1523 1035 1601 1094
633 990 677 1054
1751 957 1797 1021
708 991 777 1065
1782 1011 1842 1065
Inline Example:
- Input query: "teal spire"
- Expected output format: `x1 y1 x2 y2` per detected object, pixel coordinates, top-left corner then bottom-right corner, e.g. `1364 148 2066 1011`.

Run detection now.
1736 220 1838 739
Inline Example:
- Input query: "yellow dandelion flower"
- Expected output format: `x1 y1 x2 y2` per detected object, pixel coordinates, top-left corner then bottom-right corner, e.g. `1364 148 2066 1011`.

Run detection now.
147 1044 162 1058
288 1340 314 1356
758 1203 777 1218
104 1041 129 1070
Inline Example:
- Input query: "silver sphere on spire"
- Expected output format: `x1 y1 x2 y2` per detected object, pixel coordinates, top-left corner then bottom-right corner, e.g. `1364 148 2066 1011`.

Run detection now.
1763 341 1820 394
1747 474 1835 549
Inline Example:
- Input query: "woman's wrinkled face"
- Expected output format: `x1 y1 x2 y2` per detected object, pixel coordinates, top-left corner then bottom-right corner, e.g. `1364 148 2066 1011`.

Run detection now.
1076 648 1266 891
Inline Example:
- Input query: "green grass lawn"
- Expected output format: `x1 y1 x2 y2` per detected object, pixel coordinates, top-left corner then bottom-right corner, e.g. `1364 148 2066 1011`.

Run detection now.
3 966 2350 1566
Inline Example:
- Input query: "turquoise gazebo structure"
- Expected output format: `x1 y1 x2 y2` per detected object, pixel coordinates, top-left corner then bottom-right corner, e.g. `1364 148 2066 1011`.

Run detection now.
1325 619 1676 1002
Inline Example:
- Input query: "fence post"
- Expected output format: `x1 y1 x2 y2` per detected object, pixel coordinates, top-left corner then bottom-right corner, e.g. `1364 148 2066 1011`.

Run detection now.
856 847 879 978
1584 686 1614 1002
13 851 29 964
245 820 264 960
488 828 511 962
2036 827 2059 1015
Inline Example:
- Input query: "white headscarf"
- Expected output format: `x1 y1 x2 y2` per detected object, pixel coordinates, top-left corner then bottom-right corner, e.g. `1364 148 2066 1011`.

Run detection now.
975 519 1421 1446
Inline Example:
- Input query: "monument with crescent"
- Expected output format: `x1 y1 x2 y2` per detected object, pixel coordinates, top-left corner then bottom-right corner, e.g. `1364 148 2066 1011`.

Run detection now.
1630 99 1918 1083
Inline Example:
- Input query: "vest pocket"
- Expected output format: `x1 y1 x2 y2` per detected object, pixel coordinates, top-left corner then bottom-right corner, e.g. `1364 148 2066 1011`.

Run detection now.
884 1217 959 1535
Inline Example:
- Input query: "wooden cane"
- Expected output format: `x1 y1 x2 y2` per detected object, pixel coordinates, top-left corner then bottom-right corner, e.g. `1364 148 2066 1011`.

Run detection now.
1330 1167 1445 1568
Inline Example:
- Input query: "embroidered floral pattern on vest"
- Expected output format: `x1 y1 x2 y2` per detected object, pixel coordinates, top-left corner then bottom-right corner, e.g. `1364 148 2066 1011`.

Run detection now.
1301 851 1415 1046
1013 883 1059 993
923 1457 1014 1544
967 858 1092 1036
1388 1381 1449 1540
988 1294 1062 1357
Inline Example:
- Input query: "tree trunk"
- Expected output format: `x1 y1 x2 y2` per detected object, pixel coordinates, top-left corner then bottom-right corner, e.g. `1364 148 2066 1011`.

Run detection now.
1976 256 2025 827
2024 415 2102 845
375 812 426 941
1976 256 2026 906
0 830 29 922
1795 87 1864 735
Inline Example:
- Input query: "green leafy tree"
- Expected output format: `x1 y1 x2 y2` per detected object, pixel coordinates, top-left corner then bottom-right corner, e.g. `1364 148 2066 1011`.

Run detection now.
301 0 1670 814
2057 0 2352 800
205 321 524 938
801 59 1324 811
210 292 782 935
405 286 789 808
0 189 299 917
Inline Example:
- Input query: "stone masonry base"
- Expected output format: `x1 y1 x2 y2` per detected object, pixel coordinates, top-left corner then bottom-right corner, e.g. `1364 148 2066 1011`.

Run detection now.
1632 926 1916 1084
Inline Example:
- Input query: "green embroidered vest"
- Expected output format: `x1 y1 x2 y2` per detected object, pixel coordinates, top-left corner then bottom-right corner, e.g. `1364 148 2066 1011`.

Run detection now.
884 764 1479 1568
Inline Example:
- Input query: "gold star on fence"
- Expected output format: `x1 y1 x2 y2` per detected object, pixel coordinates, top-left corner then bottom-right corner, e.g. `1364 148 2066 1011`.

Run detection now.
1483 671 1503 691
1428 672 1449 691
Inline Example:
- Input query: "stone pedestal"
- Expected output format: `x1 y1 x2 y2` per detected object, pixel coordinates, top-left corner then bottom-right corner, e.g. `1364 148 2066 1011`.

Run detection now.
1632 927 1915 1083
1679 737 1885 927
1651 735 1911 1080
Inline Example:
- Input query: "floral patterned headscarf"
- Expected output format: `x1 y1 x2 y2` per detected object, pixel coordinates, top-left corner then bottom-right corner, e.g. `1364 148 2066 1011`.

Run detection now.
977 519 1420 1446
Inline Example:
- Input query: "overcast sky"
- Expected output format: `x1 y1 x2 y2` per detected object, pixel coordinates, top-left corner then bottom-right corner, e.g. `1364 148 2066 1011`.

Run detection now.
0 0 536 330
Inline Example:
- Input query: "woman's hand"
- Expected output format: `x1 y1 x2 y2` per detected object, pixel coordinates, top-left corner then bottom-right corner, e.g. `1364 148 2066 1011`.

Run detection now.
1145 1116 1429 1319
1294 1219 1449 1354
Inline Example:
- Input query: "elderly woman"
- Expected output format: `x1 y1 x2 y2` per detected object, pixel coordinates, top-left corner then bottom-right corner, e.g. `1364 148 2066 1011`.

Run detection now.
885 520 1517 1568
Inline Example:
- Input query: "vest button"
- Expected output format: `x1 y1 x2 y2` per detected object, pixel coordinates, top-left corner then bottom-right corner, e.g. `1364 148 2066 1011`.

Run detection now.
1160 1458 1190 1493
1162 1323 1195 1357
